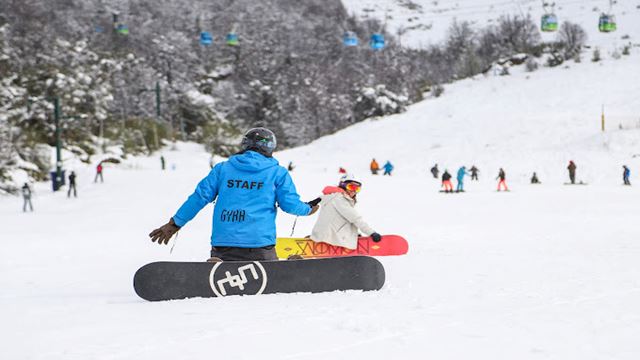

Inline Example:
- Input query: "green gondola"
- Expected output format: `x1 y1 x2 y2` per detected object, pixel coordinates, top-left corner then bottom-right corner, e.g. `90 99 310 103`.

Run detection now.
541 13 558 32
116 24 129 35
598 13 617 32
226 32 239 46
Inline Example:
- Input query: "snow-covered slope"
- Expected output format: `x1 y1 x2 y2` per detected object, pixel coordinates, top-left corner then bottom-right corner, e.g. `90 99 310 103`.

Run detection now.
1 54 640 359
342 0 640 49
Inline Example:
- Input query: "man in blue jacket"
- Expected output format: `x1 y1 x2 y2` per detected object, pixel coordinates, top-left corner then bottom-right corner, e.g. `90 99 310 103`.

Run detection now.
149 128 318 261
456 166 467 192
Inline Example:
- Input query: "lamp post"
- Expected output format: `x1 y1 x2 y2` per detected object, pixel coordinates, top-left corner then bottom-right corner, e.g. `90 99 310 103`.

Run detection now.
53 97 63 188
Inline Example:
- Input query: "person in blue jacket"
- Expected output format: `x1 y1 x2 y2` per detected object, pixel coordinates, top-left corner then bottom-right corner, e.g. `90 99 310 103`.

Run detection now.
456 166 467 192
623 165 631 185
383 161 394 176
148 127 319 261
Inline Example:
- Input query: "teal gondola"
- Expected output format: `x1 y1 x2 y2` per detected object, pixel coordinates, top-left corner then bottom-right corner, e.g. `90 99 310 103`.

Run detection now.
343 31 358 47
370 33 384 51
200 32 213 46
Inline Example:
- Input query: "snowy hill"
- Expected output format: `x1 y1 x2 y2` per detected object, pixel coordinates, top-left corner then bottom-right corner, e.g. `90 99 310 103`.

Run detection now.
2 47 640 359
342 0 640 49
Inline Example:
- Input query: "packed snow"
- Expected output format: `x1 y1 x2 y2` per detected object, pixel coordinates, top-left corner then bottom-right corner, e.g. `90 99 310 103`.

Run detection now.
2 46 640 360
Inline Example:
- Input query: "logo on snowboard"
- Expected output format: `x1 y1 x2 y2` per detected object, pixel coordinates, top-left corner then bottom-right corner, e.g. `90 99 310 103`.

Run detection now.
209 262 268 297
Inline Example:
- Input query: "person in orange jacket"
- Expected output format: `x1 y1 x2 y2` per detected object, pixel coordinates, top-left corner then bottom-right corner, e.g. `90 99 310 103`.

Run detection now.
370 158 380 175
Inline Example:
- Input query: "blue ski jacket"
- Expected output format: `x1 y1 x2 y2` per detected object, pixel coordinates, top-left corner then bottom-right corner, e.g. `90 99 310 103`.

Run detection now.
383 162 394 172
173 151 312 248
457 167 467 181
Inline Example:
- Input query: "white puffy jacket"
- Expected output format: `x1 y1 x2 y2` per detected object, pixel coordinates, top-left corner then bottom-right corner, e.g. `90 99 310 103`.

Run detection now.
310 186 375 250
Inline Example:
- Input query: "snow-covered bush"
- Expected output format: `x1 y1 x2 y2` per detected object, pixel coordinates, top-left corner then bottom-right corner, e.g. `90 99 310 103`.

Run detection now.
557 21 587 61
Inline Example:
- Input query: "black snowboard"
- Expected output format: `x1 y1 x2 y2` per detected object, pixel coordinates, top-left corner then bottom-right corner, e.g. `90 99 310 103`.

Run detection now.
134 256 385 301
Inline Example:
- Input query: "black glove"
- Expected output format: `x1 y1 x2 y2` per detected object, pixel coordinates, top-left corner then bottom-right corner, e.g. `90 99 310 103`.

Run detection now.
149 217 180 245
371 232 382 242
306 197 321 207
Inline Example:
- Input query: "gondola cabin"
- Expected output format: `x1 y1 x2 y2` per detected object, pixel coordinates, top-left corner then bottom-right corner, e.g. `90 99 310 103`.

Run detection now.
116 24 129 35
200 31 213 46
598 14 617 32
541 13 558 32
226 32 239 46
370 33 385 50
343 31 358 47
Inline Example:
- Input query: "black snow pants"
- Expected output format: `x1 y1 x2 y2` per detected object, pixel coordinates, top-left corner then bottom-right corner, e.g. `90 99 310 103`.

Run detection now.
211 245 278 261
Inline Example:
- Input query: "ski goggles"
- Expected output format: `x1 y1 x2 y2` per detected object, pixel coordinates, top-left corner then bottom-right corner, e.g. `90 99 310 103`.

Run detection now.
344 182 361 193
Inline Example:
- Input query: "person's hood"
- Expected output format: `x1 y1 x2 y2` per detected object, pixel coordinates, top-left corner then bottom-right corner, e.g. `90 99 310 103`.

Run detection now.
322 186 345 195
229 151 279 172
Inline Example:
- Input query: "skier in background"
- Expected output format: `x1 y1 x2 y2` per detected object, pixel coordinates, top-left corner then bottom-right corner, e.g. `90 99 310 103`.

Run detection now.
531 172 541 184
148 128 319 262
456 166 468 192
67 171 77 198
383 161 394 176
161 155 166 170
338 167 347 174
309 174 381 250
287 161 295 171
567 161 577 184
430 164 439 179
94 162 104 183
496 168 509 191
623 165 631 185
370 158 380 175
470 165 479 181
22 183 33 212
441 170 453 193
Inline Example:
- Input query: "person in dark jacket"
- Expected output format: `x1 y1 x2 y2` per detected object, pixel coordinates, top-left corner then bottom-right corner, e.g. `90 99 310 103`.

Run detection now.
161 155 166 170
623 165 631 185
430 164 439 179
22 183 33 212
441 170 453 193
496 168 508 191
67 171 77 198
470 165 479 181
567 161 577 184
149 128 319 262
531 172 540 184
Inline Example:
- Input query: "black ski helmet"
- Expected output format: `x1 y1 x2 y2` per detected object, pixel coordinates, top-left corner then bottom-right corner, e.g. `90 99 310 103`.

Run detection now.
241 127 277 157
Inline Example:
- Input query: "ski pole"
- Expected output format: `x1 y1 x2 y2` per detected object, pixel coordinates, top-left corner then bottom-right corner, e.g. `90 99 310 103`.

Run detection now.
170 232 179 254
289 216 298 237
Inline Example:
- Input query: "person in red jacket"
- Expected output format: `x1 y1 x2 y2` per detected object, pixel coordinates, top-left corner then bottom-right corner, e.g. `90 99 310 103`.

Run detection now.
94 162 104 183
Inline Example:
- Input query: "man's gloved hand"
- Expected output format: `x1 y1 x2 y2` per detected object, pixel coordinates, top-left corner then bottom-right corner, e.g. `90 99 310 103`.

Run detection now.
149 218 180 245
308 205 319 215
306 197 321 207
371 232 382 242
